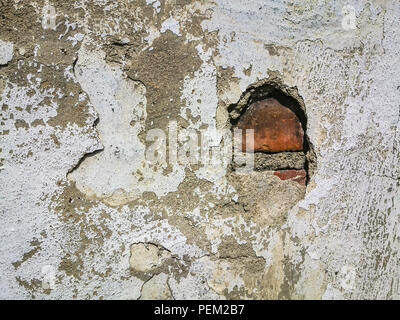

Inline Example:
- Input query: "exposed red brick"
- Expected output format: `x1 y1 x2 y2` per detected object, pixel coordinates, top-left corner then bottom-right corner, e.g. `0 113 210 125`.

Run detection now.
274 169 307 185
235 98 304 153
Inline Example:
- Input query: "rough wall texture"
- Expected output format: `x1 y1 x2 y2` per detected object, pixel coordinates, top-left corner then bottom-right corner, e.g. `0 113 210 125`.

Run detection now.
0 0 399 299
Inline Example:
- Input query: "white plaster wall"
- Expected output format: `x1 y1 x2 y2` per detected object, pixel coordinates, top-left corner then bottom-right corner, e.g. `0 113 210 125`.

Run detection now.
0 0 398 299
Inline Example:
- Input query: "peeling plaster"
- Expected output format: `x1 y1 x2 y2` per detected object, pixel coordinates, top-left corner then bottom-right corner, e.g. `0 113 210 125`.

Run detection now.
0 0 399 300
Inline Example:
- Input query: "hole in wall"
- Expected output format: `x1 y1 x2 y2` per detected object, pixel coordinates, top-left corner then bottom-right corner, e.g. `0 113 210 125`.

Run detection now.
228 76 316 185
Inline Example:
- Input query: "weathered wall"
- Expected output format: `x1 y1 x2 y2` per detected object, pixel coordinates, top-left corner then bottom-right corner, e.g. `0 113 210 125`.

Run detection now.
0 0 399 299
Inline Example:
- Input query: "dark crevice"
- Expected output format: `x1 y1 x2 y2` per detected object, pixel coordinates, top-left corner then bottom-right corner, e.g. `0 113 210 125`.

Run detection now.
132 241 172 253
67 116 103 176
93 116 100 127
72 56 78 76
111 41 131 47
127 74 146 89
67 148 103 176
